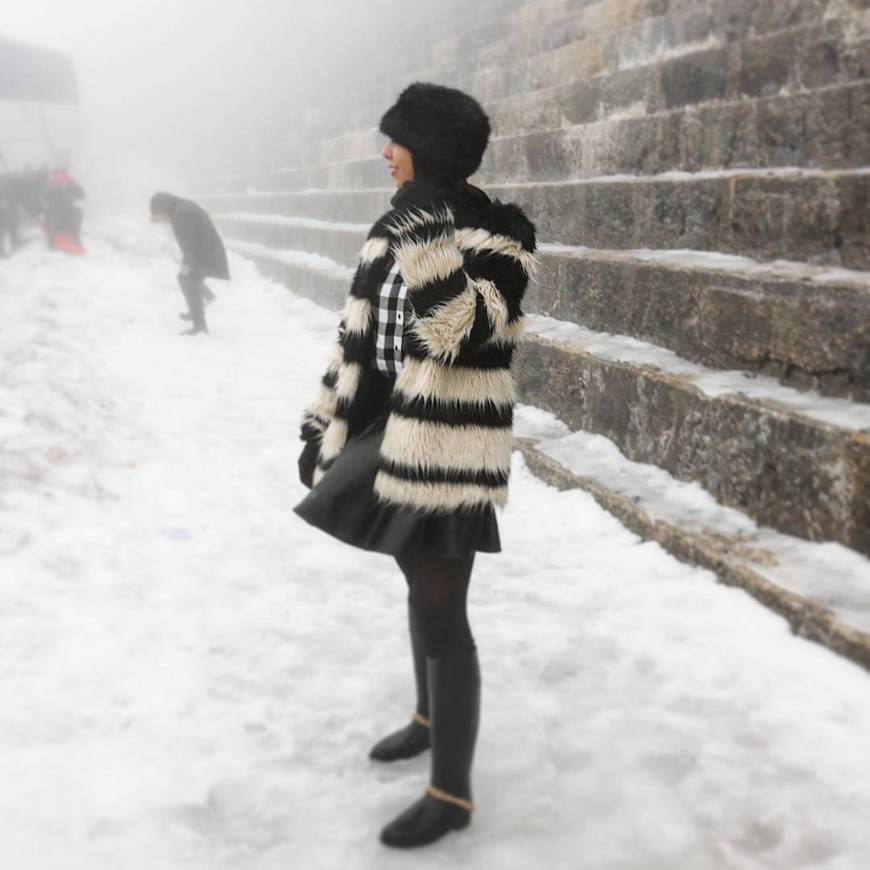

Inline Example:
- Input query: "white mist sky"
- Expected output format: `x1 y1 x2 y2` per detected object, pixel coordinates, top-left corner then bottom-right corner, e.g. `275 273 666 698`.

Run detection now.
3 0 406 204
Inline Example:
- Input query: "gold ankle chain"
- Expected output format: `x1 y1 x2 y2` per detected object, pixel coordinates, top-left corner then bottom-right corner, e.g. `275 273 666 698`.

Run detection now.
426 785 475 813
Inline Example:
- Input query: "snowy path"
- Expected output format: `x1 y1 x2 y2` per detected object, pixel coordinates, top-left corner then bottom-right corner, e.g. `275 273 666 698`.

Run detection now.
2 223 870 870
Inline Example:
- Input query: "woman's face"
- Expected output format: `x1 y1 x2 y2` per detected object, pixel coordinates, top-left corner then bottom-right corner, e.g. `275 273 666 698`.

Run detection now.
382 141 415 188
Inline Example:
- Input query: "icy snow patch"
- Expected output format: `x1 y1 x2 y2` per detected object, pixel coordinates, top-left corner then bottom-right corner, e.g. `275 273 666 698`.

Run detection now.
515 406 870 633
617 34 723 71
515 406 757 539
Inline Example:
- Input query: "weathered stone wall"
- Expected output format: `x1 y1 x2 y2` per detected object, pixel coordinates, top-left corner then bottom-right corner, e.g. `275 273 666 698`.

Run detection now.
193 0 870 556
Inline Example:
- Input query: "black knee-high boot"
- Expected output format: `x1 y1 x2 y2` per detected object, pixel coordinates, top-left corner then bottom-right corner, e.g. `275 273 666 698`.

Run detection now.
380 651 480 848
370 602 431 761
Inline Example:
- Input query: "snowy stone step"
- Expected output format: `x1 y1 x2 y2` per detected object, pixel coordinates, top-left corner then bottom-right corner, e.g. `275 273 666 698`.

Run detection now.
364 0 865 113
215 78 870 195
477 0 715 71
321 14 869 145
203 168 870 268
321 0 649 123
225 239 352 310
213 214 870 398
337 0 712 123
289 67 869 170
513 404 870 671
224 237 870 556
493 168 870 269
199 188 392 226
478 14 868 105
533 243 870 400
481 79 870 181
216 214 367 272
515 315 870 557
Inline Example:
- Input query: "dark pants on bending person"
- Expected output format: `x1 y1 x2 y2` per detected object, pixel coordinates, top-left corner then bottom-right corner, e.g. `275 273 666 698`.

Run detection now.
396 551 476 659
177 271 211 331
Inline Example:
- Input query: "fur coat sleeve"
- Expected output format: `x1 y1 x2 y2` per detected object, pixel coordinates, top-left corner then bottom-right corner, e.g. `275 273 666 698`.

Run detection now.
389 194 537 365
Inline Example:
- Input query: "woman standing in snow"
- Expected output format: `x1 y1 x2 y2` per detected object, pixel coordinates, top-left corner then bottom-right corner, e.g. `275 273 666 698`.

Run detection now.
294 82 536 849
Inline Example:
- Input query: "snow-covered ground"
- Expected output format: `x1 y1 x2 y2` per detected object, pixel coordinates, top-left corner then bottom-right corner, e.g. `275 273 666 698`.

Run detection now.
2 222 870 870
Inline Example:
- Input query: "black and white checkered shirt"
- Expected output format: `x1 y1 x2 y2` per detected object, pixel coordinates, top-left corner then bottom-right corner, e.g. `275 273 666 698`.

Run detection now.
373 261 409 376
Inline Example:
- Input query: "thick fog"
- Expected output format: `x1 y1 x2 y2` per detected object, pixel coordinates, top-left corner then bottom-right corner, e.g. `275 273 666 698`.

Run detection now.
1 0 412 211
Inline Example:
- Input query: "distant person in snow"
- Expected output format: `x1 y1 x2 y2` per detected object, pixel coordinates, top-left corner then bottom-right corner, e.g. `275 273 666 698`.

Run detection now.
149 193 229 336
44 168 86 255
294 83 537 849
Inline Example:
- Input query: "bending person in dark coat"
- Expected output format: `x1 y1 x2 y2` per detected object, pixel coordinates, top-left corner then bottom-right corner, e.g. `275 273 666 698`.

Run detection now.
150 192 230 335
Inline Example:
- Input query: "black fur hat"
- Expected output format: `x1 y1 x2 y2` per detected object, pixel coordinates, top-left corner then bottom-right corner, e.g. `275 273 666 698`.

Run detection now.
379 82 491 182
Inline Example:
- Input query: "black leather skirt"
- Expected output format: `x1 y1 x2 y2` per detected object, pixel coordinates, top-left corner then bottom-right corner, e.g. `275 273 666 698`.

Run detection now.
293 419 501 559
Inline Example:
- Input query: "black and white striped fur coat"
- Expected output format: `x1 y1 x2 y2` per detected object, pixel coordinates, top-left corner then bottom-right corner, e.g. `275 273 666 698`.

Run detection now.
301 181 537 513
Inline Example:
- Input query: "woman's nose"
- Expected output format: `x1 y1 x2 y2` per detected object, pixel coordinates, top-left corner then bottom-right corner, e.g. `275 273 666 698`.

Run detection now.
382 143 392 160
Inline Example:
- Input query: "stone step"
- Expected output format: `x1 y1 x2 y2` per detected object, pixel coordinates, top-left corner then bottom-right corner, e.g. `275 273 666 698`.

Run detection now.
225 239 352 310
482 8 868 105
513 405 870 672
329 0 857 130
223 238 870 556
203 167 870 268
213 213 870 398
200 188 392 226
196 0 704 192
495 169 870 269
214 79 870 195
352 0 714 119
481 79 870 181
515 314 870 557
532 245 870 400
282 13 869 175
217 214 367 271
332 0 707 122
321 13 869 145
203 6 870 181
196 2 867 183
321 0 621 124
229 241 870 667
485 16 870 137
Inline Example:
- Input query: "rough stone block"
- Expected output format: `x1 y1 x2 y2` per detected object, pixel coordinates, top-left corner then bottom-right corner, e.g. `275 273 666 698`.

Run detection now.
660 46 729 109
529 249 870 398
514 336 870 554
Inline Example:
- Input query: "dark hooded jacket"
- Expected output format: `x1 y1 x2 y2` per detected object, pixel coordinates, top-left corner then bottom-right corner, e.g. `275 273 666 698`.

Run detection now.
151 193 229 280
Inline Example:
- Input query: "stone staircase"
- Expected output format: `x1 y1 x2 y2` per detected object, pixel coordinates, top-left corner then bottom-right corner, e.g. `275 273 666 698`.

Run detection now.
190 0 870 668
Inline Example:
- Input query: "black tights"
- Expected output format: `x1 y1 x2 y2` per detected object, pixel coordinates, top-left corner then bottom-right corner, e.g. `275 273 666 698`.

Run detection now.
396 551 476 659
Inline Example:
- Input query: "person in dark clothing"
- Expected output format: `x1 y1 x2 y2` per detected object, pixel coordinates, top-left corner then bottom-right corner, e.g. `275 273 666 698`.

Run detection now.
295 83 537 849
1 169 51 255
149 192 229 335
